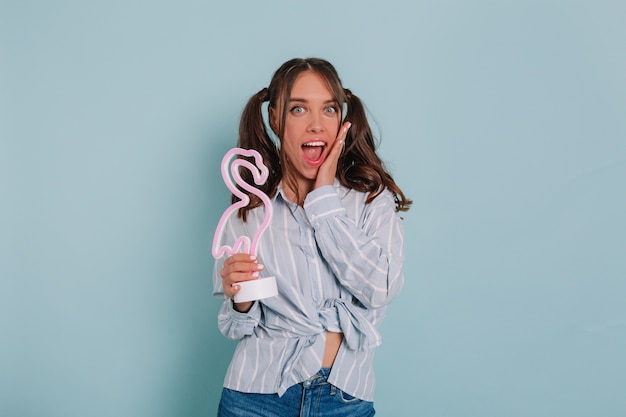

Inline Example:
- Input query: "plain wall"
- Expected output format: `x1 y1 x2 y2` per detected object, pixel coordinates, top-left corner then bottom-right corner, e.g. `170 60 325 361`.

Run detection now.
2 1 625 416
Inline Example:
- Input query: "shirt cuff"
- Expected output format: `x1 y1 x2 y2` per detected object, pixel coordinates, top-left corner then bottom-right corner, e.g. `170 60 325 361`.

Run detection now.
228 299 261 324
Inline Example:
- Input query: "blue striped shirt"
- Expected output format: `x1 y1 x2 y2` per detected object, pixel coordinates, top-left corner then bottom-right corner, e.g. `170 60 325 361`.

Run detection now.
212 180 405 401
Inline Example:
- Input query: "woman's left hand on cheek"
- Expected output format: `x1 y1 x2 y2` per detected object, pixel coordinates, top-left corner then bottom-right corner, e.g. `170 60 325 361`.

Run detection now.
315 122 351 189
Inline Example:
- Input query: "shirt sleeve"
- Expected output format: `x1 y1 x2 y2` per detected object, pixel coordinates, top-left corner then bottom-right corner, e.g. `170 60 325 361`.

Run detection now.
304 185 406 309
212 229 262 340
217 298 261 340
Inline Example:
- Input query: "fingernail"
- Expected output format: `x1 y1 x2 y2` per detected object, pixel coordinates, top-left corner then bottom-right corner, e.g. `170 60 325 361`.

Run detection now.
257 264 264 270
250 255 257 261
252 272 259 278
233 285 240 290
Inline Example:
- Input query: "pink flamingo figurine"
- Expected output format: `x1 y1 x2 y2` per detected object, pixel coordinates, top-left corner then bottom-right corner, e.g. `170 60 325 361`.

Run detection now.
212 148 273 258
212 148 277 302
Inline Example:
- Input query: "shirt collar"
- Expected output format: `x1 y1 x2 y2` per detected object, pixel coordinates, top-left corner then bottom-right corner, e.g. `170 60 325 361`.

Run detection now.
274 179 343 204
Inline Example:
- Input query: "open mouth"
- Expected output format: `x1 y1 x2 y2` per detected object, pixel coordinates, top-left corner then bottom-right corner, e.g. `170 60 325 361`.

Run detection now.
302 141 326 163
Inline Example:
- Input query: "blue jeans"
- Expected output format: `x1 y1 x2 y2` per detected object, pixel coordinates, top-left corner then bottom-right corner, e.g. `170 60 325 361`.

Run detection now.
217 368 375 417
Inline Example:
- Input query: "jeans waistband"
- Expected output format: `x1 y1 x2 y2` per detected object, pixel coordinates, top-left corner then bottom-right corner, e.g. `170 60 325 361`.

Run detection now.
303 368 331 386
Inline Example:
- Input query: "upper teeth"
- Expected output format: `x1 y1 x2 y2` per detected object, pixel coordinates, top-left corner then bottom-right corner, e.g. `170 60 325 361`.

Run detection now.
304 141 325 147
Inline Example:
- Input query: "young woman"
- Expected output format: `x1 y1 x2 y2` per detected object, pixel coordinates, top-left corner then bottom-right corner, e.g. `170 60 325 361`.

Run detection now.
213 57 411 416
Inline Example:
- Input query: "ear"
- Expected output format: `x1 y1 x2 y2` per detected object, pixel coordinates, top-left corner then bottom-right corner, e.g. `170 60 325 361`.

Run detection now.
269 107 279 135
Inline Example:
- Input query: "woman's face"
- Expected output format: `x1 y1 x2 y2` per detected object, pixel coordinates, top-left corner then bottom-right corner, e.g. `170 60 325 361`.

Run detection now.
272 71 341 195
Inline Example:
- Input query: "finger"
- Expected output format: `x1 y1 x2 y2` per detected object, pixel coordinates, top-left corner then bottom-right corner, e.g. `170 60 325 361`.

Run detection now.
331 122 351 156
221 254 261 278
330 122 351 162
224 269 260 298
338 121 351 141
224 279 247 299
224 269 262 286
228 283 243 299
224 253 257 267
222 261 264 279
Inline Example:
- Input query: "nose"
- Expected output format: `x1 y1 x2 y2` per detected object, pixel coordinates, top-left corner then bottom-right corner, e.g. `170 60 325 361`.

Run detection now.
306 113 324 133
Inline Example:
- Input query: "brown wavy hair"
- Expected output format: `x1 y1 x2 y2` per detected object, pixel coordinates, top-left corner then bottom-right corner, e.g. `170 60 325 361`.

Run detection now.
234 57 412 221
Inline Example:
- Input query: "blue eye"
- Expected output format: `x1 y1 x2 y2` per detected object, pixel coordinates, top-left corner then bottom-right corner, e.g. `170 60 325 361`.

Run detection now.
290 106 305 114
325 106 337 114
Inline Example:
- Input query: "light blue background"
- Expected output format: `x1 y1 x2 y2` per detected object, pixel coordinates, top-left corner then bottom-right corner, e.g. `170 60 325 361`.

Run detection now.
2 1 625 416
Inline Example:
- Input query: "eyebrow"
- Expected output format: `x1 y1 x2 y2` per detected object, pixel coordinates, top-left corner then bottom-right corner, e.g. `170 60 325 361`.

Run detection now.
289 97 338 104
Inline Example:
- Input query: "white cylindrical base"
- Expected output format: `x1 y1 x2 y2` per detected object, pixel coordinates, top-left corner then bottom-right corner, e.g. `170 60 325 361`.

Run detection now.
233 276 278 303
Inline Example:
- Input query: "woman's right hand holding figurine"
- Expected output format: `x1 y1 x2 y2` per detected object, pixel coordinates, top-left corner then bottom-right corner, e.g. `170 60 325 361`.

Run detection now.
220 253 264 312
